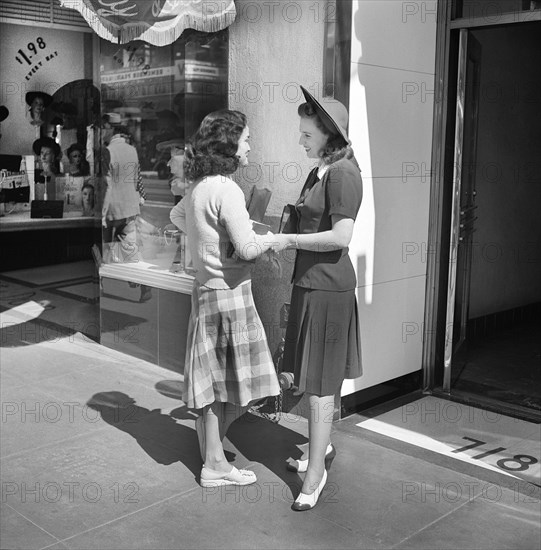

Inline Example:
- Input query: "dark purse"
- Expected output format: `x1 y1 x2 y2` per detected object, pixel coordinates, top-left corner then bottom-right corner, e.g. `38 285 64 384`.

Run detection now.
249 303 303 423
279 204 298 234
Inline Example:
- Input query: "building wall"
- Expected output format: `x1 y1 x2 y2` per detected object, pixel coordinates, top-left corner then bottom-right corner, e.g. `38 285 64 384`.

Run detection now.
229 0 438 396
0 23 88 156
228 0 326 359
228 0 326 217
343 0 437 393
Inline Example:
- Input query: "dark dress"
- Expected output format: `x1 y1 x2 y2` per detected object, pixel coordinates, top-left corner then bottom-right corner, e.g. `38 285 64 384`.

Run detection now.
282 156 363 396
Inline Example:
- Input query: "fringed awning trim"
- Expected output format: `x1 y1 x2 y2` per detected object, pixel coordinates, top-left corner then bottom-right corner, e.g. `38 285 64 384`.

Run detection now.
59 0 236 46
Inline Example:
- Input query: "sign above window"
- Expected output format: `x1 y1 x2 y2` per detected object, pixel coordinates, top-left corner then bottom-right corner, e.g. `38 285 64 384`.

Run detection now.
60 0 236 46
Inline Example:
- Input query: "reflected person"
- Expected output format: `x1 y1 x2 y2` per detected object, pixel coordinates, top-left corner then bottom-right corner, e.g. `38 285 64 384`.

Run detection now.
101 121 141 263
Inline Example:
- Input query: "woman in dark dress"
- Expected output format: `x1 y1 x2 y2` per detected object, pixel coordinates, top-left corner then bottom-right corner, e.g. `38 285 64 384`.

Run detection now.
274 86 363 511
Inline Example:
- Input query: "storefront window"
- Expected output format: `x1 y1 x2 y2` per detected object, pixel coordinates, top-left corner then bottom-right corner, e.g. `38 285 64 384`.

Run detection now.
98 29 228 274
323 0 352 109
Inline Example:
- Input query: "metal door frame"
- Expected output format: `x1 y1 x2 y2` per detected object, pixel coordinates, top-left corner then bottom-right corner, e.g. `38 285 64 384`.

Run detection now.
422 1 541 400
442 28 468 392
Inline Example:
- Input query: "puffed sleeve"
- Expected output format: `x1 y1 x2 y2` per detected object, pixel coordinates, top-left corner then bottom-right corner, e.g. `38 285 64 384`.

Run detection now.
326 161 363 220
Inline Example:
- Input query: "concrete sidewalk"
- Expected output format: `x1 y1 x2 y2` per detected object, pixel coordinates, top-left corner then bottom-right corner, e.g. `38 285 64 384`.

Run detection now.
1 318 539 550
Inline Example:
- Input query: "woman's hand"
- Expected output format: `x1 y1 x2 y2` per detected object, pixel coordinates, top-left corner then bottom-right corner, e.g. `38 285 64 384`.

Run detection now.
268 233 295 253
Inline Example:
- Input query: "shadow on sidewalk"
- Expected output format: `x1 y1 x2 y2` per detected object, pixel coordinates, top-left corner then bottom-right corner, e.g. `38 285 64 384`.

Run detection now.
87 391 202 478
155 379 307 493
226 413 306 496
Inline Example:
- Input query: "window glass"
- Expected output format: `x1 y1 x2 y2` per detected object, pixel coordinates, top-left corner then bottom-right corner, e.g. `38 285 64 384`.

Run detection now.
323 0 352 109
452 0 540 20
98 30 228 272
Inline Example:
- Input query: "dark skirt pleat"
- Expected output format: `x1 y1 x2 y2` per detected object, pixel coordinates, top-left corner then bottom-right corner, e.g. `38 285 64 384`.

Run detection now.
282 286 362 396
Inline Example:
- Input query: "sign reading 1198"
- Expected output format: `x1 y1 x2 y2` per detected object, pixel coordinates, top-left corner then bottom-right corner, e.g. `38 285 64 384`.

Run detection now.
15 38 47 65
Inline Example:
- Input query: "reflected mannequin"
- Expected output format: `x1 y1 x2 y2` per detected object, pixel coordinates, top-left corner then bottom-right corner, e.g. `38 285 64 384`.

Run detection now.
32 137 62 200
66 143 90 177
26 91 52 127
0 105 9 140
81 183 95 217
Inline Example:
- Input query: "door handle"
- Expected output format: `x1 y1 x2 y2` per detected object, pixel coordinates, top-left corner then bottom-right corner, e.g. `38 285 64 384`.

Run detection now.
459 228 477 241
459 216 478 229
460 205 478 215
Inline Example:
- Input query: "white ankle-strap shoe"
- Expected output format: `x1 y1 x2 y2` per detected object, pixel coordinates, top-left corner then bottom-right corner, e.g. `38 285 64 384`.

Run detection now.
292 469 328 511
286 443 335 473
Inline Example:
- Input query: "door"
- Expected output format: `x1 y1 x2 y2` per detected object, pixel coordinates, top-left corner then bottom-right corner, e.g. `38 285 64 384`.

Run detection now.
443 30 481 392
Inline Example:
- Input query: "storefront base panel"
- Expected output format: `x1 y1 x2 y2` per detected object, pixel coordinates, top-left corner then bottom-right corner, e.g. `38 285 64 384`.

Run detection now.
0 224 100 271
340 371 423 419
430 388 541 424
100 276 190 375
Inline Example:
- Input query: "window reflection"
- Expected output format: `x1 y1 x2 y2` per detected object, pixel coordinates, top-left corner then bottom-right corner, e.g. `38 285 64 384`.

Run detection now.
452 0 541 20
98 29 228 272
99 30 227 204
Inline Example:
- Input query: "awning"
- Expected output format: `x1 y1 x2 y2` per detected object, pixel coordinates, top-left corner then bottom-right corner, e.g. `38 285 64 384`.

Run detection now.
59 0 236 46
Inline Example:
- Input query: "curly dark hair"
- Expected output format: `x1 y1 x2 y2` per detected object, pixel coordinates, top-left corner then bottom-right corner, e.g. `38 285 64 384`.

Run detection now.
183 109 247 182
297 102 353 164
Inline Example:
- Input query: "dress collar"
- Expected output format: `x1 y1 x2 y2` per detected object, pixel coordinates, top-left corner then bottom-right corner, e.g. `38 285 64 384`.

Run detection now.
317 163 329 179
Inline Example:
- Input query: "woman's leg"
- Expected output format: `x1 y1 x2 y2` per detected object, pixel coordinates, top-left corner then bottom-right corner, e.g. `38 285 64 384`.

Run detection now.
220 403 249 441
202 402 230 473
302 393 335 494
201 401 253 467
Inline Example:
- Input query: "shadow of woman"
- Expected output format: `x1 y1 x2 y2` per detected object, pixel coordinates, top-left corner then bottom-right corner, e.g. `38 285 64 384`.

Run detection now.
86 391 201 479
154 380 236 463
153 380 307 494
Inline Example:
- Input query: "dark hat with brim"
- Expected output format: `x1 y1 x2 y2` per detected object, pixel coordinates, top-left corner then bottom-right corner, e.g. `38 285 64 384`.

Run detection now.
25 91 53 108
156 139 184 153
300 86 350 145
32 137 61 157
0 106 8 122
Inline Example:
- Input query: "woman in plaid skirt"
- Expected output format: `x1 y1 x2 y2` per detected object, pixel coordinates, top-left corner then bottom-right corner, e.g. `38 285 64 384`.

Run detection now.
170 110 280 487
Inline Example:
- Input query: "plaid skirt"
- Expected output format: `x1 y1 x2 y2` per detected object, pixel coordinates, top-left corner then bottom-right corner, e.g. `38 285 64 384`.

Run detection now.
182 280 280 409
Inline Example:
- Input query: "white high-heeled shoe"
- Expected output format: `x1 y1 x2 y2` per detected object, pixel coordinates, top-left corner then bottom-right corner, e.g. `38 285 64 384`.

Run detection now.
292 469 328 511
287 443 335 473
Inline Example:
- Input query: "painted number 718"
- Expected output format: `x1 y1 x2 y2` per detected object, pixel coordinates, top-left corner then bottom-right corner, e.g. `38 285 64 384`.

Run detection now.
452 437 538 472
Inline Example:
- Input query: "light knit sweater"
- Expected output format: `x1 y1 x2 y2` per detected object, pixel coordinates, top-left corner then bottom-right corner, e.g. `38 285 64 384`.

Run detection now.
170 174 271 289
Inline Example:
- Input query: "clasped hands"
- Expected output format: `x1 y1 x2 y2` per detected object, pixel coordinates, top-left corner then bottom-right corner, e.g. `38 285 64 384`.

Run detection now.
263 232 295 253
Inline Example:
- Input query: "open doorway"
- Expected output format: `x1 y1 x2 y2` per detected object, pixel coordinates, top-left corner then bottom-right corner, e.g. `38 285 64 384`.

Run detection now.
445 22 541 416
